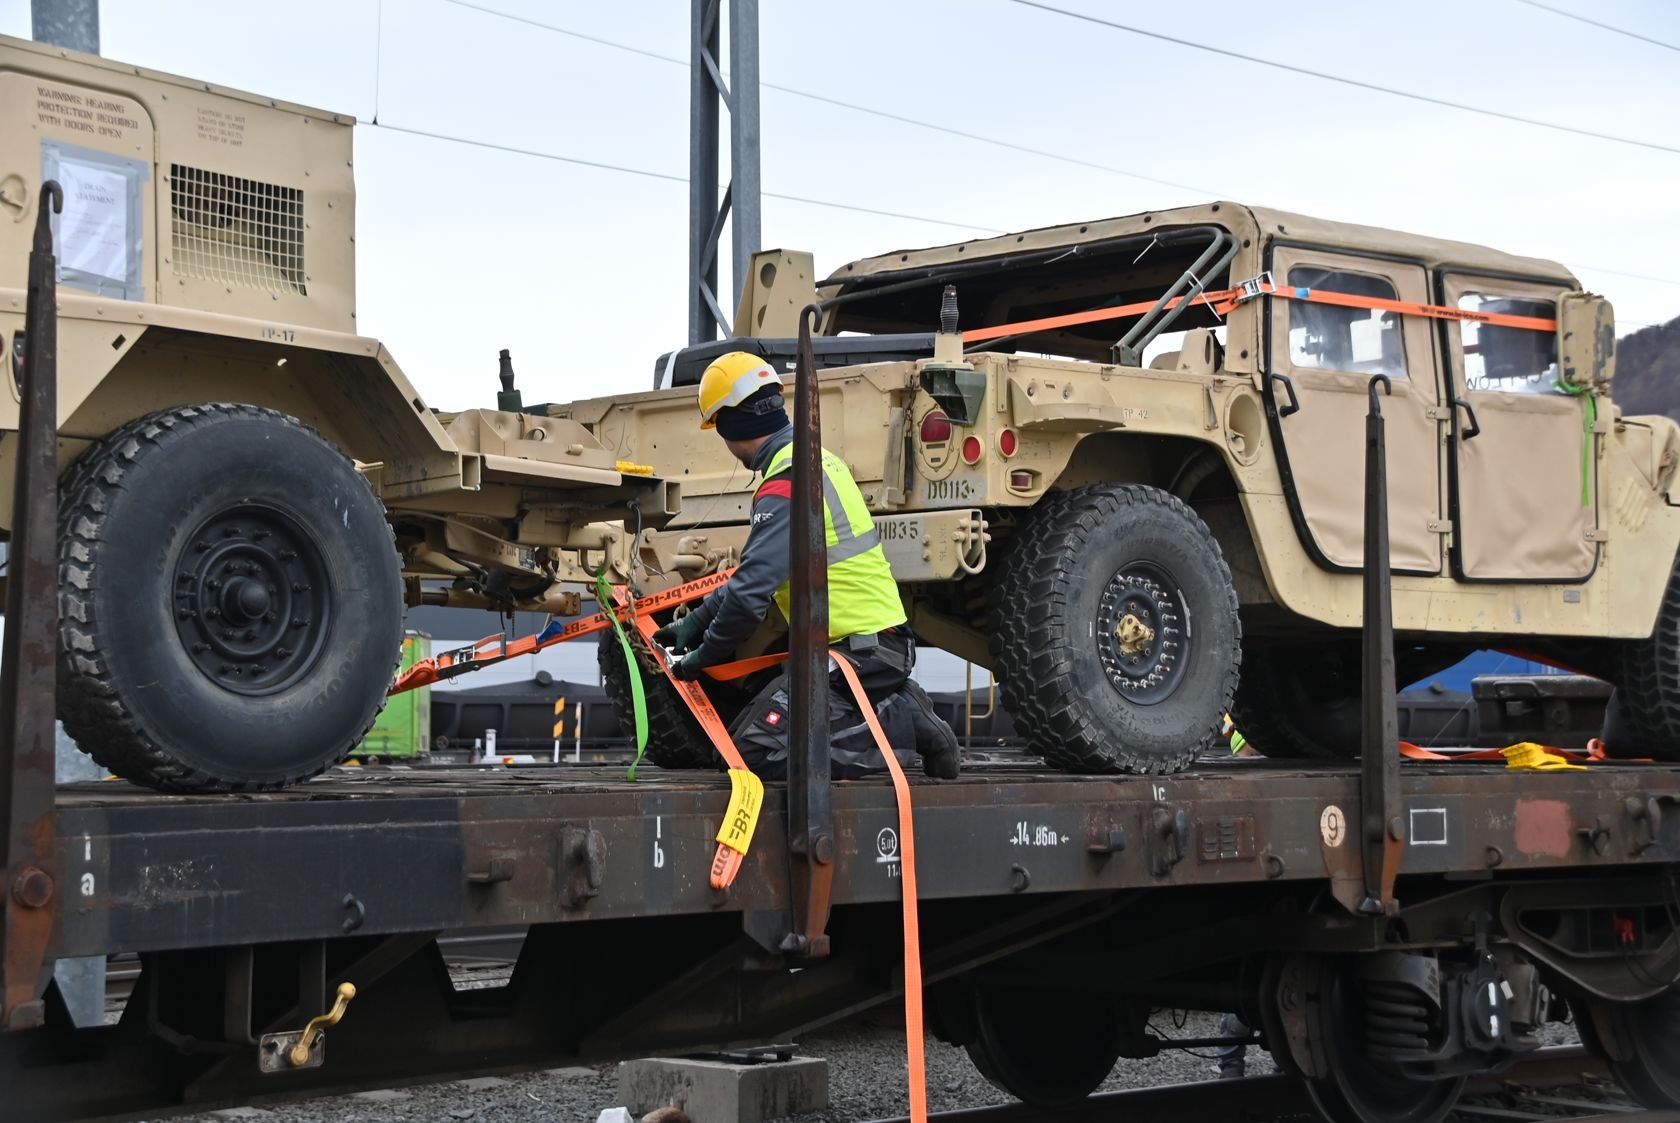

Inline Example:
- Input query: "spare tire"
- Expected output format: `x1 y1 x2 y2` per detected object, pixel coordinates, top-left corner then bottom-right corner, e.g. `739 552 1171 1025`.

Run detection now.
58 404 404 791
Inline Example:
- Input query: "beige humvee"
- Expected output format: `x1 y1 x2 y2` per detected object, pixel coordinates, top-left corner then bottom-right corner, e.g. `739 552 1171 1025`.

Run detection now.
0 34 664 790
553 204 1680 772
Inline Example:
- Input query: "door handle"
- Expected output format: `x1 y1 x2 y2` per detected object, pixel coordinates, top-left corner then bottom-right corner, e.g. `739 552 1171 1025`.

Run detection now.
1451 396 1481 440
1268 372 1301 418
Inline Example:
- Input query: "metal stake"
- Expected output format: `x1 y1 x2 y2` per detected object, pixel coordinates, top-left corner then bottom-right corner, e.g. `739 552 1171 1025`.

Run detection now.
782 304 833 956
1 183 64 1030
1358 374 1403 916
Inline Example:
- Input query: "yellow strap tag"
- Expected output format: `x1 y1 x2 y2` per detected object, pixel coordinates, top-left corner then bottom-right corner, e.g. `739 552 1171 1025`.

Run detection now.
1502 742 1587 772
715 768 765 855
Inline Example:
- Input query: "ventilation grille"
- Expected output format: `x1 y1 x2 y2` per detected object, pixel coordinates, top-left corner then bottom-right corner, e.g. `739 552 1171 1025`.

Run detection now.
169 164 306 295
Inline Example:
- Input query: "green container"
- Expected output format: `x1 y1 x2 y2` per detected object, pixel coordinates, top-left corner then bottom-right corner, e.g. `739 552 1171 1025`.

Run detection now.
355 632 432 760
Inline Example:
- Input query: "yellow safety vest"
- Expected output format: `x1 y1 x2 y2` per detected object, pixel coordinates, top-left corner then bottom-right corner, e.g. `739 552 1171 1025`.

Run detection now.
760 443 906 641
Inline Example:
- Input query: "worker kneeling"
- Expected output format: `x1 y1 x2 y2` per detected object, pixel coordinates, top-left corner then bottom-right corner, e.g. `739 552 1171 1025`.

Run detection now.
655 352 961 781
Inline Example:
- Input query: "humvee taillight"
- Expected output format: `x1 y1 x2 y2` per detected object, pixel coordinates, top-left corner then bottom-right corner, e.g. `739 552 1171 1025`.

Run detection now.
920 411 952 444
998 428 1018 457
961 436 984 465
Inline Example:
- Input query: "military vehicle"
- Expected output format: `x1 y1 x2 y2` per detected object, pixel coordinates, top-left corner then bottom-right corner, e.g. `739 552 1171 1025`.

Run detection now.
557 206 1677 774
0 34 668 790
6 32 1671 789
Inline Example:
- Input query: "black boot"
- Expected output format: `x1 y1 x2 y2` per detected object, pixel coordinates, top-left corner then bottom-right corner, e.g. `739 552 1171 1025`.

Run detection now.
903 681 960 778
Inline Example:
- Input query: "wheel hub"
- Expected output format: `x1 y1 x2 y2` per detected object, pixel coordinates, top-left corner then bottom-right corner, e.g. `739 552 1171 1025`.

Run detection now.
1115 612 1155 655
1095 563 1188 705
172 504 331 696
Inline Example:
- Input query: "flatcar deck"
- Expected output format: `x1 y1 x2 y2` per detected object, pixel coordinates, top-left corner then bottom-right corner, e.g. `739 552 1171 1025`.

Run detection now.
51 757 1680 959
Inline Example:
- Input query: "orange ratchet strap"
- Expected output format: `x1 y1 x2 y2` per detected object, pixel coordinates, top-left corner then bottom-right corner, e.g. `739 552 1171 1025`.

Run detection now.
611 585 763 890
831 651 928 1123
960 277 1556 346
389 570 734 695
1218 278 1558 332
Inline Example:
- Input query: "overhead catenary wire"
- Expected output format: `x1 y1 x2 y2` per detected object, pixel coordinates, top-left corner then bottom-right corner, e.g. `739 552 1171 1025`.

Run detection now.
1513 0 1680 54
437 0 1680 294
440 0 1217 197
1008 0 1680 156
366 121 1003 234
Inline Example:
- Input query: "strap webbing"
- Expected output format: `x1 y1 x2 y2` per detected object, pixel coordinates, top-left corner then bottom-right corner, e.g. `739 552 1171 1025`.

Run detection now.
959 279 1560 346
597 571 649 779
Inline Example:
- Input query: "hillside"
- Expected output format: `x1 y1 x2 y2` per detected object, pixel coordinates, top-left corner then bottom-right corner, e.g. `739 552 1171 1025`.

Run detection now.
1614 315 1680 422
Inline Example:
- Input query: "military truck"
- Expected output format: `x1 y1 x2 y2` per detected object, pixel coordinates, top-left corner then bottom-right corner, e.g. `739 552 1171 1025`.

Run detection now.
555 206 1680 774
0 34 668 790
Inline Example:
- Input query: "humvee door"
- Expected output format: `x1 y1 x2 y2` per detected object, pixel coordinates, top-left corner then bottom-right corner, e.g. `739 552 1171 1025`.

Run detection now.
1264 248 1445 574
1439 274 1598 581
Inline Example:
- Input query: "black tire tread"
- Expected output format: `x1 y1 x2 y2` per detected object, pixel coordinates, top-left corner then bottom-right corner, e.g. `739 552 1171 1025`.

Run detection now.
57 403 404 792
597 627 718 770
987 484 1240 775
1228 657 1348 761
1613 552 1680 761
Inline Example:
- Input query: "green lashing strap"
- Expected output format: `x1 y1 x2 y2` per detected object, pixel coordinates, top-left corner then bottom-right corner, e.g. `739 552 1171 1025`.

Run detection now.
598 571 649 779
1555 380 1597 507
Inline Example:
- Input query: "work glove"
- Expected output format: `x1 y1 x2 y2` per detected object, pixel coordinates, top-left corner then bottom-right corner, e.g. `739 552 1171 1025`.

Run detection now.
670 649 708 681
653 613 706 655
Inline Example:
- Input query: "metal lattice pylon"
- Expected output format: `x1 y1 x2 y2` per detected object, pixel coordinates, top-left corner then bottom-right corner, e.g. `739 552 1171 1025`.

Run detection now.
688 0 760 344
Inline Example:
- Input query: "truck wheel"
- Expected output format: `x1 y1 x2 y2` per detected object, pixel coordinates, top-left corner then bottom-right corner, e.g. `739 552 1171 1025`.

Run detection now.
597 627 718 769
1228 642 1360 760
57 404 404 791
1610 559 1680 761
988 484 1240 774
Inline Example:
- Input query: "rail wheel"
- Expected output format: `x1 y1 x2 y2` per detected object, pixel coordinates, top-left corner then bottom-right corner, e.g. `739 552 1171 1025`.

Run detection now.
988 484 1240 774
57 404 405 792
962 983 1122 1107
1574 989 1680 1108
1290 957 1466 1123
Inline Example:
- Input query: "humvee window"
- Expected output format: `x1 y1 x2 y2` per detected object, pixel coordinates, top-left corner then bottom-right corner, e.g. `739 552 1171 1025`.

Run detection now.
1285 267 1407 380
1458 294 1558 394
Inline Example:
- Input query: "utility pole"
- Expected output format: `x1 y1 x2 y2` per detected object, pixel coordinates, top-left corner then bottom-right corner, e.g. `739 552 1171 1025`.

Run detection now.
688 0 760 344
31 0 99 54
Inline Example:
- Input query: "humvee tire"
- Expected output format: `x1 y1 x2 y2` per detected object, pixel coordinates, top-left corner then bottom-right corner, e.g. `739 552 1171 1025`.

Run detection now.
988 484 1241 773
57 404 405 791
1609 557 1680 761
597 626 719 769
1228 642 1360 760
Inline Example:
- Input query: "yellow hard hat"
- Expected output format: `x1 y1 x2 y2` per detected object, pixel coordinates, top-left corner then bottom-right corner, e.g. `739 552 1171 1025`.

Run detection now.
697 352 780 430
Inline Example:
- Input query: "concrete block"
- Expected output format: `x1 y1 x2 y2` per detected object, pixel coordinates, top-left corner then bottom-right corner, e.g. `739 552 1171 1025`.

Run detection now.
618 1056 828 1123
350 1089 411 1102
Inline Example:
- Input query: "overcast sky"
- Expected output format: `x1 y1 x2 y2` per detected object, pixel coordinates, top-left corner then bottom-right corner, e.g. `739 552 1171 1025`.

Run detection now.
4 0 1677 411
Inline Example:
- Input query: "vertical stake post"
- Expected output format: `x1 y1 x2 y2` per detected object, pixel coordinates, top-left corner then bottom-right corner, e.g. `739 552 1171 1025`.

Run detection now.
1 182 64 1030
1358 374 1403 916
782 304 833 957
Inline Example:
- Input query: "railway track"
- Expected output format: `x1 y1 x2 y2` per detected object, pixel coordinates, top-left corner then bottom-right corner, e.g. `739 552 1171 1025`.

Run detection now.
858 1047 1658 1123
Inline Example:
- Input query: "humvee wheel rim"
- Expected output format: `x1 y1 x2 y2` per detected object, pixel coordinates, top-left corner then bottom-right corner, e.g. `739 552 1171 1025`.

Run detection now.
171 503 333 697
1095 562 1187 706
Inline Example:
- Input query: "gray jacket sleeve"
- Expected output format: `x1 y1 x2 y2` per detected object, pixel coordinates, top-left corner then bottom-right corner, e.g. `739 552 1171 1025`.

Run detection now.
693 490 792 664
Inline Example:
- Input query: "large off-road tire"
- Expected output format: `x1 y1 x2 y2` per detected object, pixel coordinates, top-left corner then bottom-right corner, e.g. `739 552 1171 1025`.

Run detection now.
1229 642 1360 760
988 484 1240 774
597 626 719 770
1609 557 1680 761
57 404 405 792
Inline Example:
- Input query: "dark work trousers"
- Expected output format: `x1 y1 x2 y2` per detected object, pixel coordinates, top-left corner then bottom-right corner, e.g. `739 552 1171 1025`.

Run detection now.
728 628 918 779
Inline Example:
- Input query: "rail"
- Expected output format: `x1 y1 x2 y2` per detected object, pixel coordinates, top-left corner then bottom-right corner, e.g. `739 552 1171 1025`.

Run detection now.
858 1046 1624 1123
